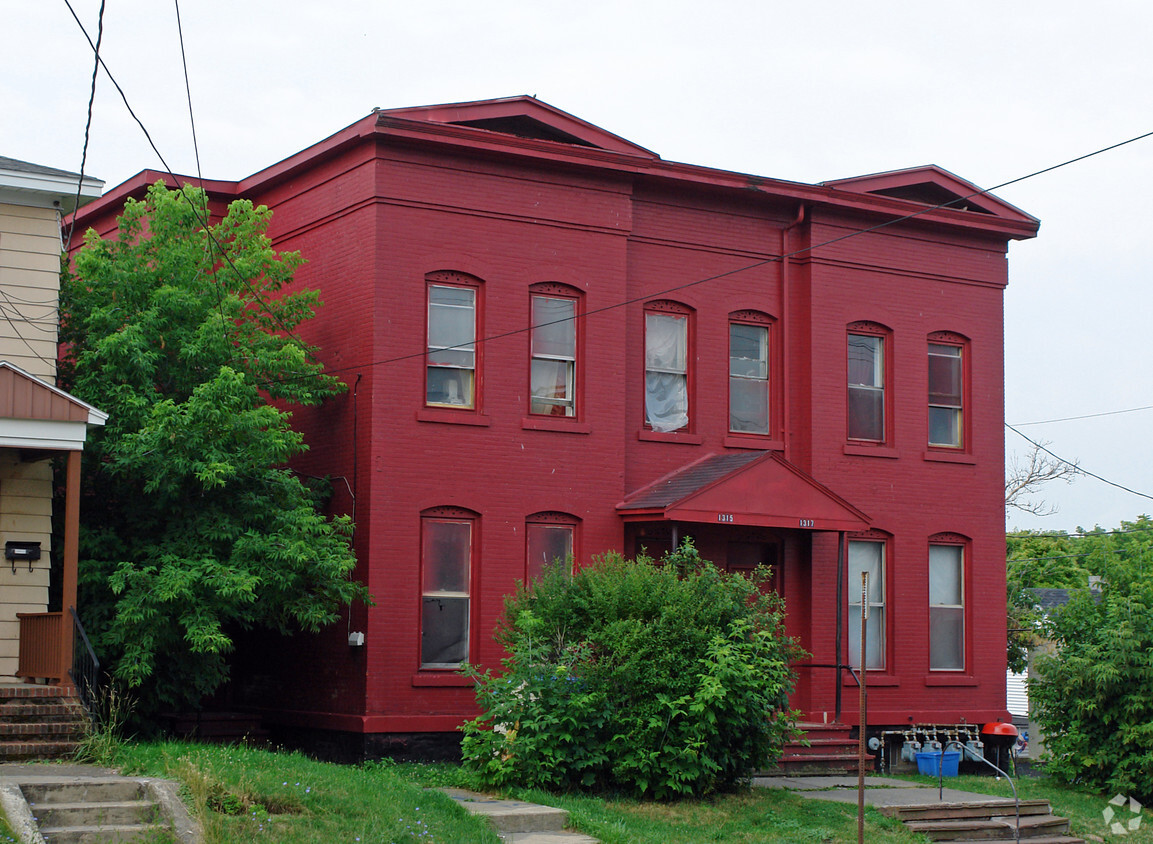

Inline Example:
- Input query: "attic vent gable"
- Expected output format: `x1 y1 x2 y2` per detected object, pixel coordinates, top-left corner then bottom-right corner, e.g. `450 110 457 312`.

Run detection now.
451 115 597 148
869 181 995 214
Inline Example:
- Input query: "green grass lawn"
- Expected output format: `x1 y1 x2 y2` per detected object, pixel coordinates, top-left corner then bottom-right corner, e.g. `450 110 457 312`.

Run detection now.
13 740 1149 843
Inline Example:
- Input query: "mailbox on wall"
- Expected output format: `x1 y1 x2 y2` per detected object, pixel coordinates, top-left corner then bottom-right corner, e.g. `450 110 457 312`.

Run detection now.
6 541 41 573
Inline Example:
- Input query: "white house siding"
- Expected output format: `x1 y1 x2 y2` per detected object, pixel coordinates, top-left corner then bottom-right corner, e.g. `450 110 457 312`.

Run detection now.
0 202 60 383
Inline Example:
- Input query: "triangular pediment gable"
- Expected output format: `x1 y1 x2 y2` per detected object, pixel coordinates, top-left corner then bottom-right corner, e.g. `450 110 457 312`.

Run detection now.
378 96 658 158
823 165 1038 224
618 452 870 532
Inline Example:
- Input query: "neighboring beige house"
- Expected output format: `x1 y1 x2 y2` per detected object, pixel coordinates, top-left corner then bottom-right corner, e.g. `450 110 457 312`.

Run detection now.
0 156 106 686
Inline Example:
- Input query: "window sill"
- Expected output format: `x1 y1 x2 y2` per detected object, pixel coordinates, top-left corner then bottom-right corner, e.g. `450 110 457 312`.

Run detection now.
522 416 591 434
842 672 900 686
923 450 976 465
843 443 900 459
411 673 474 687
416 408 491 427
723 435 783 451
923 673 978 686
638 429 703 445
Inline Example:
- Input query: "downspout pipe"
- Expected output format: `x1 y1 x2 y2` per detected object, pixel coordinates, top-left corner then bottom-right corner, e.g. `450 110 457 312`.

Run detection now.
781 204 806 463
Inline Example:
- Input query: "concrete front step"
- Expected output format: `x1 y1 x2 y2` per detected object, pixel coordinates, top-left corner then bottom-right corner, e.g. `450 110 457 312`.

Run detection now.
19 778 176 843
905 814 1073 840
438 788 598 842
881 798 1053 821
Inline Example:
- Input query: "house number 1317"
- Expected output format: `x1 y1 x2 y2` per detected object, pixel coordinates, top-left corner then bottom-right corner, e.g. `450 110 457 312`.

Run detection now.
798 518 814 528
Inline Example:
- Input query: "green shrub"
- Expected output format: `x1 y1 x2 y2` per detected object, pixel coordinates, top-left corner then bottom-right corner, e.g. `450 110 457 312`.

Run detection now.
1030 533 1153 802
461 541 804 799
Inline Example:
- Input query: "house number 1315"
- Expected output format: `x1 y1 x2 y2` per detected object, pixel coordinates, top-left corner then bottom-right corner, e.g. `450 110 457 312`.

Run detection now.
717 513 734 523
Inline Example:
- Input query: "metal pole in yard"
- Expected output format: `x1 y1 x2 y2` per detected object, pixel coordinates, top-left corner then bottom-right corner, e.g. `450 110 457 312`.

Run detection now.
858 570 868 844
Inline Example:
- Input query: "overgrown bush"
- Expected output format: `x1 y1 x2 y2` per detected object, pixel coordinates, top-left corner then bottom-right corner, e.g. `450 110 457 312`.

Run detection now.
1030 527 1153 802
461 541 804 799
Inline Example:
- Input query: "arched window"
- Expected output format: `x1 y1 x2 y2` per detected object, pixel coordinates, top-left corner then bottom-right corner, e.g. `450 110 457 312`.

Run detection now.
426 271 482 410
420 506 478 668
729 310 775 436
529 283 582 418
644 300 693 432
847 321 892 443
525 511 579 584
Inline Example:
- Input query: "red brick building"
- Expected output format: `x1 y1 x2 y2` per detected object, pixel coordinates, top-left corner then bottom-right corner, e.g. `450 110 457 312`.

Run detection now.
71 97 1038 759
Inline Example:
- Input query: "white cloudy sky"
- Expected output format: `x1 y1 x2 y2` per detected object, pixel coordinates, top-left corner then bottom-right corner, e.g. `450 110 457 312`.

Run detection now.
5 1 1151 534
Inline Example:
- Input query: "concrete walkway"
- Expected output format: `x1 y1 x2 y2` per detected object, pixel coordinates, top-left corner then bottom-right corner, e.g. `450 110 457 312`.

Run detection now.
754 773 1018 807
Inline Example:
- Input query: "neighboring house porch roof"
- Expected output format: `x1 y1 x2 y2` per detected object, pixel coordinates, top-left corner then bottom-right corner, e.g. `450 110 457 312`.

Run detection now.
0 362 107 451
617 451 870 533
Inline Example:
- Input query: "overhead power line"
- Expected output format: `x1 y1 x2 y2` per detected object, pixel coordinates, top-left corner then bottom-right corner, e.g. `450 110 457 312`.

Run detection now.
1006 423 1153 503
1011 404 1153 426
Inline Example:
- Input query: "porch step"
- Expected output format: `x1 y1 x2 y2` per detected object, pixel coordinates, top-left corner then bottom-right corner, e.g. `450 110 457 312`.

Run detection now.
22 779 168 843
763 722 861 776
0 685 88 761
880 799 1084 842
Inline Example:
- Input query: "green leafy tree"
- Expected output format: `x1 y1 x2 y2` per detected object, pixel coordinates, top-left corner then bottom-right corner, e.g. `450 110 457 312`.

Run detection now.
61 182 366 714
1025 516 1153 799
461 541 804 799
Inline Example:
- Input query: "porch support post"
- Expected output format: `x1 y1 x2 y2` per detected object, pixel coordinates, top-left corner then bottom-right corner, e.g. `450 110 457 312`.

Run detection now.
835 530 845 723
58 448 82 689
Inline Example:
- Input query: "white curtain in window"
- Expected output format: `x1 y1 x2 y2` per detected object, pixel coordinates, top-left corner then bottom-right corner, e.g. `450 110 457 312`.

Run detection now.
645 313 688 432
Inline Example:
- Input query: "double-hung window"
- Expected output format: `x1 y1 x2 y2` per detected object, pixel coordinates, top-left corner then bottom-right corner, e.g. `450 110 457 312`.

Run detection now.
645 304 690 432
928 340 964 448
420 513 474 668
847 330 886 442
426 277 478 409
848 539 886 670
929 544 965 670
526 514 576 584
729 320 770 435
530 293 577 417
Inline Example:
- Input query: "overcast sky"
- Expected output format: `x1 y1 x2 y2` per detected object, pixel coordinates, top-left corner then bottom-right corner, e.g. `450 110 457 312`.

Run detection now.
5 1 1151 535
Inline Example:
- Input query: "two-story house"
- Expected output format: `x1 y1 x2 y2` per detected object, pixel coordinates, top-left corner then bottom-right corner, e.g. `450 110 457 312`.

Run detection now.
0 156 106 697
69 97 1038 761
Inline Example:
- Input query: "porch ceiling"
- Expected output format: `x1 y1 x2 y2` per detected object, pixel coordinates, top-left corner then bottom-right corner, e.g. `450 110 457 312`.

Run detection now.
617 451 870 532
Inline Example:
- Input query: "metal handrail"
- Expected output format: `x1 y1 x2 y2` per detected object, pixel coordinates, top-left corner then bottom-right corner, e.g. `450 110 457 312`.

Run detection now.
942 740 1019 843
68 606 101 721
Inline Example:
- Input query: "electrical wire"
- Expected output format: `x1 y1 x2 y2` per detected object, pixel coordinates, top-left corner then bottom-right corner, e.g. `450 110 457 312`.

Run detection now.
1006 423 1153 503
63 0 105 253
63 1 314 359
1011 404 1153 426
255 126 1153 387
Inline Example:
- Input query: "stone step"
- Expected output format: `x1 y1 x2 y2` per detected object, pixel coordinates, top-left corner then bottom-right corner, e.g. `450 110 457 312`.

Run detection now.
438 788 598 841
34 821 170 843
944 838 1085 844
24 781 149 805
32 798 159 829
880 799 1054 821
905 812 1072 841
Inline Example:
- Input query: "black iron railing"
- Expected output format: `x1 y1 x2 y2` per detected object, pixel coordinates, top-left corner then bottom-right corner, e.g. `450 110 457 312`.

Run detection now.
68 606 101 721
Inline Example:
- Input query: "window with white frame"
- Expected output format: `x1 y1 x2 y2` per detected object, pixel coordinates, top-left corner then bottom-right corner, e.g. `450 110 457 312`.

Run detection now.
420 513 473 668
530 293 577 417
929 544 965 670
526 515 575 584
645 306 689 432
848 539 885 669
847 330 885 442
729 320 770 434
426 278 477 408
928 341 963 448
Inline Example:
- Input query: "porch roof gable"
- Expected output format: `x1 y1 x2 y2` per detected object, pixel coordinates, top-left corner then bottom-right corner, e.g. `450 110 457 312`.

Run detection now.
617 451 871 532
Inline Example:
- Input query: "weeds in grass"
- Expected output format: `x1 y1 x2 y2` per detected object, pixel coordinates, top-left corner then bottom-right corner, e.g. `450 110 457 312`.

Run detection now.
73 683 134 766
